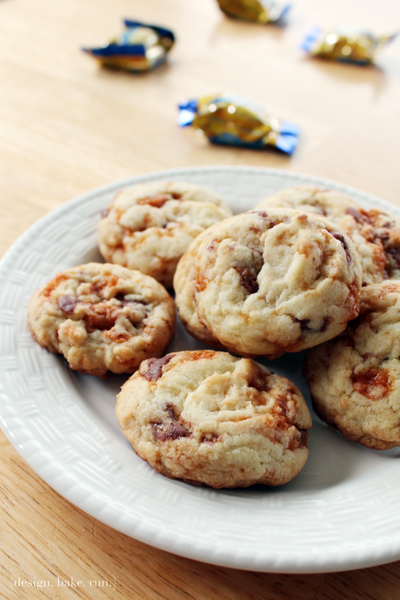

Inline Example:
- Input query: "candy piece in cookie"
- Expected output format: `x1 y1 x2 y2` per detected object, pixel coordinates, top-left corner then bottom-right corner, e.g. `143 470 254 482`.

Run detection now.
339 207 400 286
304 281 400 450
255 185 361 224
174 209 362 358
28 263 175 377
116 350 312 488
98 181 232 288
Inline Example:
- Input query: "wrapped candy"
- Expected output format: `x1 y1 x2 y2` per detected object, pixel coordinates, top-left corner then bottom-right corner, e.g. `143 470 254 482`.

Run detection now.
216 0 290 24
301 27 397 65
178 94 299 155
82 20 175 72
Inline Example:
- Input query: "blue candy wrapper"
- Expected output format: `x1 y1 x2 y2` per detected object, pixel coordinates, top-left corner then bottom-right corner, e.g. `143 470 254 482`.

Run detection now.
301 27 397 65
82 20 175 72
178 95 299 155
216 0 291 24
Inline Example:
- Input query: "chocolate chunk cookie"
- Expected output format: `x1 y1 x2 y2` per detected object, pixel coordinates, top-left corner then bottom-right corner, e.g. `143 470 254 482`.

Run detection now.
28 263 175 377
339 207 400 286
174 209 362 359
98 181 232 287
255 185 361 224
304 281 400 450
116 350 312 488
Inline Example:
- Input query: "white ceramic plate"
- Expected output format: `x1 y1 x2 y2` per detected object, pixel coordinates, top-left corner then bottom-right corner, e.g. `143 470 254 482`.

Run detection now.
1 166 400 574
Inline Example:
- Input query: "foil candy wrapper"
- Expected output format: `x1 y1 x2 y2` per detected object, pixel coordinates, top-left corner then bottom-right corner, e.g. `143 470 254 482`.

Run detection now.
178 95 299 155
216 0 291 23
82 20 175 72
301 27 397 65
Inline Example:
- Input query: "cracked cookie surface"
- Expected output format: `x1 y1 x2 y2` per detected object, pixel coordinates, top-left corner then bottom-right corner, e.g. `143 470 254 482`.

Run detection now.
339 207 400 286
174 209 362 358
28 262 175 377
98 181 232 287
255 185 361 224
116 350 312 488
304 281 400 450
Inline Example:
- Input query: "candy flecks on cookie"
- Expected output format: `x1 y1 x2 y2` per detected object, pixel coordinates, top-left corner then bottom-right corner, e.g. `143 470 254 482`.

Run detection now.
116 350 312 488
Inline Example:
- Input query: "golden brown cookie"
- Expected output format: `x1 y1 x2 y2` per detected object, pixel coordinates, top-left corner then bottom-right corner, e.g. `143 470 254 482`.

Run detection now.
116 350 312 488
28 262 175 377
339 207 400 286
255 185 361 224
304 281 400 450
98 181 232 287
174 209 362 359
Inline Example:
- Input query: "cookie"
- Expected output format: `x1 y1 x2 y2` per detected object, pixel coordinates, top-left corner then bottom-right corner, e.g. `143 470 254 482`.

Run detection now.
255 185 361 224
98 181 232 288
304 281 400 450
339 207 400 286
174 209 362 359
28 262 175 377
116 350 312 488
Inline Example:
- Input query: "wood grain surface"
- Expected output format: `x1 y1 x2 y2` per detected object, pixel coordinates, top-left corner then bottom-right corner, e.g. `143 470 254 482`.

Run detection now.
1 0 400 598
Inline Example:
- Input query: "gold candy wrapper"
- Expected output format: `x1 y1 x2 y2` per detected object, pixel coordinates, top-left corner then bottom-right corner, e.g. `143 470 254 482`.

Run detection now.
301 27 397 65
216 0 290 23
82 20 175 72
178 95 299 154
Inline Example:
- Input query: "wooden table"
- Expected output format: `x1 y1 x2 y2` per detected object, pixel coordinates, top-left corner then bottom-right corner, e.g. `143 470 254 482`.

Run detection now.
1 0 400 597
